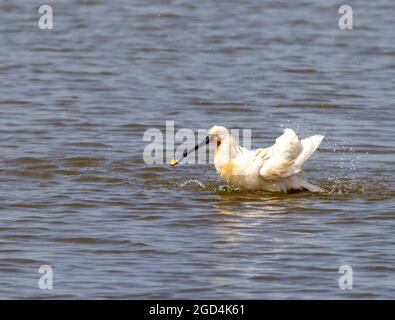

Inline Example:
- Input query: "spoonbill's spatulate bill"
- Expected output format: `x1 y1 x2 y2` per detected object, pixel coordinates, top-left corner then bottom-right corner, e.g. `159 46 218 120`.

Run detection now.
171 126 325 193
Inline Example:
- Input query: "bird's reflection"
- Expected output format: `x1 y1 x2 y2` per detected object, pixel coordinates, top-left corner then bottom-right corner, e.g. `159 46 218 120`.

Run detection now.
205 192 307 289
211 192 305 245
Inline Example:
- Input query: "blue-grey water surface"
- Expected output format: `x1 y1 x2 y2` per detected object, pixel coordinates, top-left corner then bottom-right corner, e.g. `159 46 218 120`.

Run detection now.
0 0 394 299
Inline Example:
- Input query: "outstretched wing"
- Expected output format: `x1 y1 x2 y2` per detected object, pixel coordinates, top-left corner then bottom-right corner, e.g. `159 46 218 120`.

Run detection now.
259 129 303 179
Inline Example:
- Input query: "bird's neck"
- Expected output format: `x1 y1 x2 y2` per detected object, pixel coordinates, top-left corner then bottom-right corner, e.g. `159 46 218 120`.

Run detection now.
214 136 240 168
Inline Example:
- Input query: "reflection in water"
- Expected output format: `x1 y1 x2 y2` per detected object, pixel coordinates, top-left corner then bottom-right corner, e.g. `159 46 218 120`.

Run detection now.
214 193 303 215
212 193 302 244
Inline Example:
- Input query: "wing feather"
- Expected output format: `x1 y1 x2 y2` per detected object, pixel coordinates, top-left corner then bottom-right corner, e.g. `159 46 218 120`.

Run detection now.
259 129 303 179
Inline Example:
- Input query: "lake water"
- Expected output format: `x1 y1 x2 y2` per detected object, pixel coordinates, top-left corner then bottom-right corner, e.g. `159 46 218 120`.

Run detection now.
0 0 394 299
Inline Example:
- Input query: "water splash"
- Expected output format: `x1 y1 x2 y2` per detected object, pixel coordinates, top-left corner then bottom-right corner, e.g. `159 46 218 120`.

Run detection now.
179 179 206 189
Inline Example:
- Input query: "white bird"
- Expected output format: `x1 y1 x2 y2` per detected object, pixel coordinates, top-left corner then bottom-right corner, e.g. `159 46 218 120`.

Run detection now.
171 126 324 193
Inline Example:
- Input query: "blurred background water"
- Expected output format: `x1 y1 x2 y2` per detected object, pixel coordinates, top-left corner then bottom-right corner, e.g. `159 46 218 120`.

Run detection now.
0 0 394 298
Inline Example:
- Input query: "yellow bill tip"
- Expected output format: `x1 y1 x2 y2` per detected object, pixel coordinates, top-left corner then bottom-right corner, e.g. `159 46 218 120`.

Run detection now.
170 159 179 166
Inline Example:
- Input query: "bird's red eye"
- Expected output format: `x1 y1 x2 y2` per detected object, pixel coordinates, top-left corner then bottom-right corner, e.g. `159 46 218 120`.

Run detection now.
217 140 221 147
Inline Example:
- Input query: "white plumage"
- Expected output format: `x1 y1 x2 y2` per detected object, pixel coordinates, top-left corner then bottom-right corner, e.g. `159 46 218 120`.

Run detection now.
208 126 324 193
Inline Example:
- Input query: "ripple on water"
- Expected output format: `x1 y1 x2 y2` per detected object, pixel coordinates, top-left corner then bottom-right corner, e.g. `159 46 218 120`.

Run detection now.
7 157 49 165
62 157 106 167
72 175 129 184
53 237 132 245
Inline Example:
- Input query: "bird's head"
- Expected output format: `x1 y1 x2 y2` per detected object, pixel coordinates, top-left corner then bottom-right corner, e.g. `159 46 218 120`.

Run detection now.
170 125 233 166
208 126 230 148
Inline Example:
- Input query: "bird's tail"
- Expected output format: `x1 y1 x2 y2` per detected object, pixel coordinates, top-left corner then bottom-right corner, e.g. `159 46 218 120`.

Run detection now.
290 176 324 192
276 176 324 193
273 133 324 193
293 134 324 170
